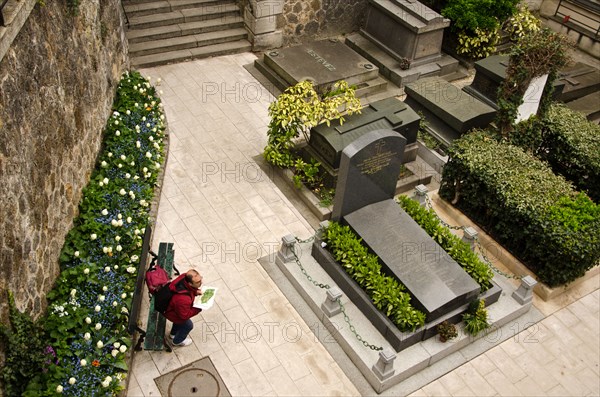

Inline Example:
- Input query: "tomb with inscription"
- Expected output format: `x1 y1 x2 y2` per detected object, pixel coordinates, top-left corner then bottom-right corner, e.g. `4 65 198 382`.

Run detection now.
252 38 389 99
310 129 499 351
345 0 463 87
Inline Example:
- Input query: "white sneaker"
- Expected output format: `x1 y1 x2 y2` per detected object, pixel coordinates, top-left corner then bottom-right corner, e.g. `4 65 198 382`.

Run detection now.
172 337 192 347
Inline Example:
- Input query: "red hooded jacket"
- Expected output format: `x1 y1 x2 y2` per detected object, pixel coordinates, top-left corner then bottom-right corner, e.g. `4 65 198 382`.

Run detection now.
162 273 202 324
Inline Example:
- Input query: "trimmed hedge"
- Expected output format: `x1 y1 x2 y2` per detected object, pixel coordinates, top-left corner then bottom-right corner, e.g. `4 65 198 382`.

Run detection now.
440 131 600 287
541 104 600 203
323 222 426 332
397 196 493 291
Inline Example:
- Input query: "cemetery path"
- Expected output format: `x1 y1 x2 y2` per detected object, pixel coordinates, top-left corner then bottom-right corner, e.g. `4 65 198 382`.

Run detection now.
127 52 599 397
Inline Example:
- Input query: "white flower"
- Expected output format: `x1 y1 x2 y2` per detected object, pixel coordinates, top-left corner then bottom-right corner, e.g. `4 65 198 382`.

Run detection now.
70 289 77 297
99 181 103 187
106 376 112 382
121 293 127 299
116 245 122 252
105 266 111 272
95 305 101 312
118 163 122 168
136 141 141 148
113 301 118 307
118 219 124 226
139 88 144 94
101 161 107 167
84 268 90 274
146 123 151 128
56 385 64 393
146 151 152 158
321 242 327 248
119 345 127 353
108 152 113 157
111 349 118 357
114 120 119 125
101 209 108 216
102 285 108 291
127 216 132 223
69 377 76 385
125 173 131 179
111 219 118 227
97 341 104 349
149 136 154 142
160 114 165 120
121 307 129 314
95 322 102 330
126 110 131 115
142 116 146 121
115 236 121 242
113 111 120 117
119 188 126 195
134 229 140 235
103 246 109 253
130 161 135 166
143 167 148 173
84 332 91 340
130 255 139 262
117 213 122 220
126 266 136 274
98 295 105 302
120 155 126 160
154 142 160 149
101 380 110 388
74 251 79 257
114 265 119 270
80 359 87 366
108 246 113 253
85 317 92 324
134 175 140 180
115 130 121 136
91 233 97 240
103 177 109 184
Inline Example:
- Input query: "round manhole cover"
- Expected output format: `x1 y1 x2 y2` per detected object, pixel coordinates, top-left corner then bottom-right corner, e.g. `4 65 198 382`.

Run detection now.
168 369 221 397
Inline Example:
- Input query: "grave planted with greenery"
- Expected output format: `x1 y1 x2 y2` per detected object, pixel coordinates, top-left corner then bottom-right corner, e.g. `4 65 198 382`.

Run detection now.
0 71 165 396
440 130 600 287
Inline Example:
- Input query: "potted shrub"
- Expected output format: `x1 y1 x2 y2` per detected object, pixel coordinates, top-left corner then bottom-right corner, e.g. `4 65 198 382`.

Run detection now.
437 320 458 342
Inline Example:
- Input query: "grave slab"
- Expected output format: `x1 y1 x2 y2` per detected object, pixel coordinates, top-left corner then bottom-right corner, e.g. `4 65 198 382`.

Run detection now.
261 39 381 91
308 97 420 170
344 200 480 321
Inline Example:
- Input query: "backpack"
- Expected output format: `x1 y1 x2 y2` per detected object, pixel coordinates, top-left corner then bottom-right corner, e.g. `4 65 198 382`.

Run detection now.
145 250 180 314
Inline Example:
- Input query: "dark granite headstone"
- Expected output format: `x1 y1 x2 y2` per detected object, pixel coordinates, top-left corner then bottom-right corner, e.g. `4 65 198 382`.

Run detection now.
344 200 480 321
463 55 508 109
262 39 379 91
363 0 449 67
331 129 406 221
308 97 420 170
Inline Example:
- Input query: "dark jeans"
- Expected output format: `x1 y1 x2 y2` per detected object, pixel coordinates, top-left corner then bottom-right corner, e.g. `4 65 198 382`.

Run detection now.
170 319 193 344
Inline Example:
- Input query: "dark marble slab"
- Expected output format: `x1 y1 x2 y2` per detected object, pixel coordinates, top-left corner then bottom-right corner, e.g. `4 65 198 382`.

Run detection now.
344 200 480 321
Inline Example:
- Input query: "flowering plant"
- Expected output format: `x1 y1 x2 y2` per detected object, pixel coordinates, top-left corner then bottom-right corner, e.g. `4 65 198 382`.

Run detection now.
22 70 166 396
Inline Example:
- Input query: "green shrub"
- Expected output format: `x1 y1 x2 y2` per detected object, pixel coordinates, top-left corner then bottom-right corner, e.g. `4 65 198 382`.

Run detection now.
440 131 600 286
462 299 490 336
456 27 499 59
540 104 600 202
397 196 493 291
503 4 541 41
323 222 426 331
442 0 519 32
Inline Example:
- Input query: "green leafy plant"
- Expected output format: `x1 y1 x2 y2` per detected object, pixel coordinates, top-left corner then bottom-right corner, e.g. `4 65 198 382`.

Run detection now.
0 292 53 397
397 195 493 291
462 299 490 336
323 222 426 331
316 187 335 208
292 158 322 190
456 27 500 59
264 80 361 168
440 130 600 286
436 320 458 342
503 4 541 41
442 0 519 33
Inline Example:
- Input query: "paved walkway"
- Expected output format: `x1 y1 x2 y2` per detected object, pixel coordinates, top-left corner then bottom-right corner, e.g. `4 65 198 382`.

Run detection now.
127 53 599 397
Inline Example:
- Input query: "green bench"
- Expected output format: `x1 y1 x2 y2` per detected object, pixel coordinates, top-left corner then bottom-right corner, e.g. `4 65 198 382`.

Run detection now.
127 234 179 352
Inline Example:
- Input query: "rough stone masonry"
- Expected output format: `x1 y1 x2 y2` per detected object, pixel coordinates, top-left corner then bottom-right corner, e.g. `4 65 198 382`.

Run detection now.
0 0 128 324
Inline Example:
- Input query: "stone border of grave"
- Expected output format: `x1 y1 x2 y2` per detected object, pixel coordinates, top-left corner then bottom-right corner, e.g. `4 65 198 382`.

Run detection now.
265 232 542 394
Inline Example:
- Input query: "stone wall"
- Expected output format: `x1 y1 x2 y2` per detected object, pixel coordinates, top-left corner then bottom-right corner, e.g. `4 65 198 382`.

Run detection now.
0 0 128 323
282 0 368 44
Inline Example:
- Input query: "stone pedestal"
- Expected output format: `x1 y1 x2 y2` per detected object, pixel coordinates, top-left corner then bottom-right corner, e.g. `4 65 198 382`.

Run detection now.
244 0 284 51
363 0 450 67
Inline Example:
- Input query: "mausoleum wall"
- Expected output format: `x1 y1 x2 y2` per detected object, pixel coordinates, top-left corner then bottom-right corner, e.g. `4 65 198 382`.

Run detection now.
0 1 128 323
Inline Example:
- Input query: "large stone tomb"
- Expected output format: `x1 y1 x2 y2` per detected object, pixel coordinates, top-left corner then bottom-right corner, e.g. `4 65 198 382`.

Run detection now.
405 77 496 146
345 0 461 87
344 200 481 321
363 0 449 66
253 39 387 98
307 97 420 172
462 55 508 109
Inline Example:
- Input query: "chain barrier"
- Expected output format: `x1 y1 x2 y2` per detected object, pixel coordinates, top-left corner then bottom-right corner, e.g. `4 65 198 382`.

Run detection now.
422 194 523 280
290 235 383 351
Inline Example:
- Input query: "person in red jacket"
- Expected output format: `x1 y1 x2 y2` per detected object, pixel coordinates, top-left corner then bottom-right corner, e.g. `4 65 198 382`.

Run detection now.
163 269 203 347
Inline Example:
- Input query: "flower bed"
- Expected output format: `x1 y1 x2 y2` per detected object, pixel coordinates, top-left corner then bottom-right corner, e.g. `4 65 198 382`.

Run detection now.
25 71 166 396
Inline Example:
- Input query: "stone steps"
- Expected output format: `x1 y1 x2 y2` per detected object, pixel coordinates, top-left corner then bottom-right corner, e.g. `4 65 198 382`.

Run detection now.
123 0 250 67
131 39 251 68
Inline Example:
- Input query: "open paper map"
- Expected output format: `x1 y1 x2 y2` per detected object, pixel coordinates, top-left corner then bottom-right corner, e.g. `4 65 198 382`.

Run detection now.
193 286 217 310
